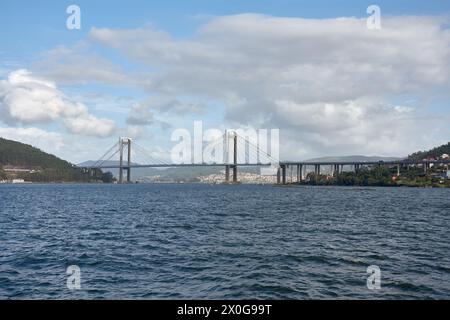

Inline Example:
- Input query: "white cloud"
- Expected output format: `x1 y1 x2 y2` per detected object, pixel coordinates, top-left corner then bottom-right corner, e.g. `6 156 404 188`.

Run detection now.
1 69 64 123
63 113 116 137
0 69 117 137
33 45 132 86
14 14 449 159
87 14 450 157
126 125 146 139
126 102 154 126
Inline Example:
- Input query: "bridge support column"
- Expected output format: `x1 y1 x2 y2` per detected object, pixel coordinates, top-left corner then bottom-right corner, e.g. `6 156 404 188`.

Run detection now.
127 138 131 183
232 166 237 183
232 134 238 183
224 131 238 184
314 164 321 175
119 138 124 183
277 167 281 184
118 137 132 184
282 165 287 185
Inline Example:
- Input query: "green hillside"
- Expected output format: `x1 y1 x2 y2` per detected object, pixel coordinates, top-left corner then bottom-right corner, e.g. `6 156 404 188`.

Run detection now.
408 142 450 161
0 137 113 183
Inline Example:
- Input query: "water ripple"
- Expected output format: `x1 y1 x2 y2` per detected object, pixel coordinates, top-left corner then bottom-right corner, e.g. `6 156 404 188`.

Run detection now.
0 184 449 299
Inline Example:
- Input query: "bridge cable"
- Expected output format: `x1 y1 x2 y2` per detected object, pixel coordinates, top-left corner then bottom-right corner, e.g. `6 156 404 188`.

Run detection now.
91 141 119 168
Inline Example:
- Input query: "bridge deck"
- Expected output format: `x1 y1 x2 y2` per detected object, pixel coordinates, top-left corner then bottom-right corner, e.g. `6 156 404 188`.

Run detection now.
80 159 450 169
281 159 450 166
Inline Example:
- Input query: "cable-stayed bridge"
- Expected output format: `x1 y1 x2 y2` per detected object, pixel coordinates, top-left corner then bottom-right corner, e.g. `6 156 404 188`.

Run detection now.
81 131 279 183
80 132 450 184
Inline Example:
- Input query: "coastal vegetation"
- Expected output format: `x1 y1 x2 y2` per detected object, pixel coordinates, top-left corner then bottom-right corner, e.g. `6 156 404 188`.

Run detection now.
304 166 450 188
299 142 450 188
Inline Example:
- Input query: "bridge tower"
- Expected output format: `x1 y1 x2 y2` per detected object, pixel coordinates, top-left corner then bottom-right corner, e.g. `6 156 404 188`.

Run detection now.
119 137 132 183
225 131 238 183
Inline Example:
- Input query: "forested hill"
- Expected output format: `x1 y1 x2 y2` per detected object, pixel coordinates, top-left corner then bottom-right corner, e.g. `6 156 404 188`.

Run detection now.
0 137 73 169
0 137 113 183
408 142 450 161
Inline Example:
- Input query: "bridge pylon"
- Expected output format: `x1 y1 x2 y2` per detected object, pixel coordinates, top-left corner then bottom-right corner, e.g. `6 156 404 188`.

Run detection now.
119 137 132 183
224 130 238 183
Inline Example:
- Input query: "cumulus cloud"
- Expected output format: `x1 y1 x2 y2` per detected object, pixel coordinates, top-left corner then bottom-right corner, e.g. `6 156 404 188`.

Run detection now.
33 45 132 86
88 14 450 157
126 102 154 126
153 98 206 115
90 15 450 99
63 113 116 137
0 69 117 137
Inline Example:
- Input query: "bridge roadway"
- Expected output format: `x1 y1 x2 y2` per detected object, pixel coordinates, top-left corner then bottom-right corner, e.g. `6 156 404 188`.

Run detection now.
82 163 270 169
83 159 450 169
282 159 450 166
80 159 450 184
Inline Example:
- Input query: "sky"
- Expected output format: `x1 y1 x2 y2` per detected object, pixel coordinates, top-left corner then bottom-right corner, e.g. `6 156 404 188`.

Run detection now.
0 0 449 163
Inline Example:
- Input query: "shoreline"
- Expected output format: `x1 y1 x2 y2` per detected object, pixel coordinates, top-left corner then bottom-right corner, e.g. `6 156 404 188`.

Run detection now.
1 181 449 189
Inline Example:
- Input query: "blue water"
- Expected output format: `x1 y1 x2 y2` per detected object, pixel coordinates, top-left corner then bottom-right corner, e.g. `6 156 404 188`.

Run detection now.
0 184 449 299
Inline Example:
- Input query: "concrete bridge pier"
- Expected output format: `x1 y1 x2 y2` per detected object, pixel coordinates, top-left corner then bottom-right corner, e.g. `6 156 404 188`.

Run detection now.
232 133 238 183
281 165 287 184
314 164 321 175
118 137 132 184
332 164 340 177
224 132 238 184
126 138 131 182
297 164 303 183
277 167 281 184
